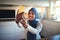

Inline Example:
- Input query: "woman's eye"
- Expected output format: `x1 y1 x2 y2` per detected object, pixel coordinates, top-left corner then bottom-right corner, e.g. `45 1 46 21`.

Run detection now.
32 13 34 15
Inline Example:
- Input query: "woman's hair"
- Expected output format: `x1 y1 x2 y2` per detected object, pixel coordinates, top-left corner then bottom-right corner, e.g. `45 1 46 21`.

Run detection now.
15 11 24 24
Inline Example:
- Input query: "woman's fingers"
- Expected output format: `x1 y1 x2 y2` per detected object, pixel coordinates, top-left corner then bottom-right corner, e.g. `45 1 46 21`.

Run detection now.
19 19 28 28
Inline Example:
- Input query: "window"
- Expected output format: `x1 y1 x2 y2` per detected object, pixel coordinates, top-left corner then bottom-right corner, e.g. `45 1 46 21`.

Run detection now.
0 10 15 20
50 1 60 22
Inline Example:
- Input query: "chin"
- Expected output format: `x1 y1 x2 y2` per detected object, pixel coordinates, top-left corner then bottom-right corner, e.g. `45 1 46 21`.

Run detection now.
29 20 32 21
29 18 34 20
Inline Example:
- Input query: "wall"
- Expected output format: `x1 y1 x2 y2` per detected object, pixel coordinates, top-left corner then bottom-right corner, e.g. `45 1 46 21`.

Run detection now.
0 20 60 40
0 21 26 40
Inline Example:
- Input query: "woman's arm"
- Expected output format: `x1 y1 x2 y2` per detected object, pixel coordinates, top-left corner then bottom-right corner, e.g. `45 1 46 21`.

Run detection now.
19 18 43 34
26 21 43 34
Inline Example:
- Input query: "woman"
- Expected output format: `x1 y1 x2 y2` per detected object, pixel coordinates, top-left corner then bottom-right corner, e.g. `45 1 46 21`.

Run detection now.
16 8 43 40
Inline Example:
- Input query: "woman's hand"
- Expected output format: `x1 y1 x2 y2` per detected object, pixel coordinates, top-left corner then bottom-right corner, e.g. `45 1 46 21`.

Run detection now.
20 19 28 28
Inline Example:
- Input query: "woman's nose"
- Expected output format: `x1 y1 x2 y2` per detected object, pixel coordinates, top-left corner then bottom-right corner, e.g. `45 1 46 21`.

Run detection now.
29 14 32 16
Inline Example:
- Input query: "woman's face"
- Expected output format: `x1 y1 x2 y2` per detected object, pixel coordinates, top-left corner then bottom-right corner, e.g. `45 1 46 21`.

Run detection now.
28 11 35 21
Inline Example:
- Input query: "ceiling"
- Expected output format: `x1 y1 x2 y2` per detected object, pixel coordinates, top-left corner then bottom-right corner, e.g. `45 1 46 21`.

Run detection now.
0 0 59 6
0 0 49 1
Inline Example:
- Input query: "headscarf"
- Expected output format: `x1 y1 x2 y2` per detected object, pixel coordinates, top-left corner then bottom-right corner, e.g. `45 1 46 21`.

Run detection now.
28 8 38 19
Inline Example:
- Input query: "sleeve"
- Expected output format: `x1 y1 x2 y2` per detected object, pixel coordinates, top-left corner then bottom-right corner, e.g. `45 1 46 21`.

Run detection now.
18 22 24 28
26 21 43 34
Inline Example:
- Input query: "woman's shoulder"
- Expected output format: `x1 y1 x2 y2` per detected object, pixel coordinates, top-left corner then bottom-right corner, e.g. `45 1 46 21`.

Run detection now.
36 19 41 22
36 19 39 21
